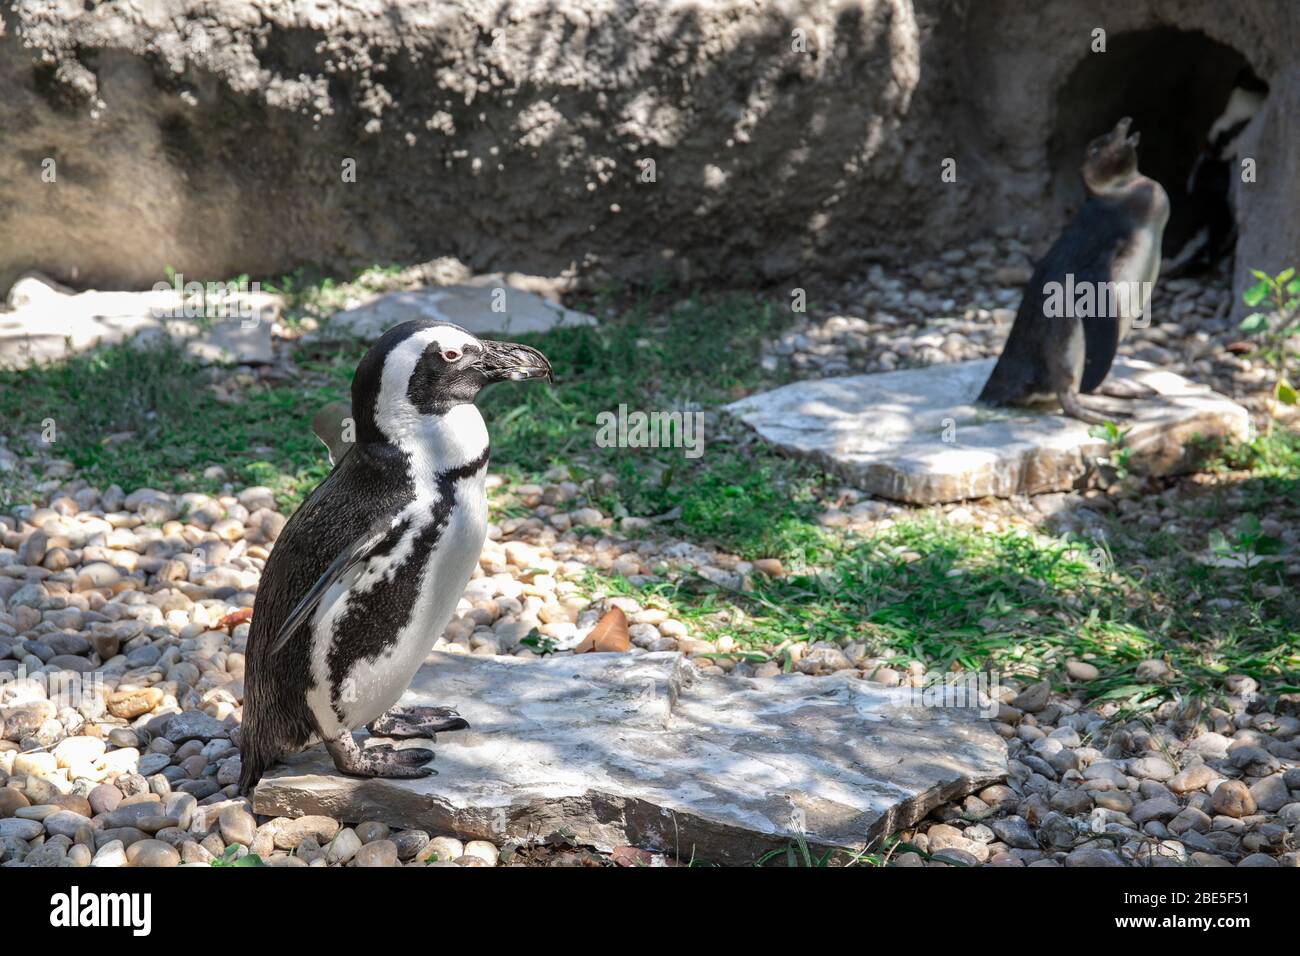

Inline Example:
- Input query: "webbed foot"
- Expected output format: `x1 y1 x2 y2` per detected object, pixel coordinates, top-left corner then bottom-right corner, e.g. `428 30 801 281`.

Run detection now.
325 730 435 779
1058 390 1113 426
1094 379 1158 400
368 705 470 739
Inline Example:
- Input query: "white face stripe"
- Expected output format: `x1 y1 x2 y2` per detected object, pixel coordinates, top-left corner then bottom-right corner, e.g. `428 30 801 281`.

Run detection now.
372 324 483 441
371 324 491 475
1209 87 1263 147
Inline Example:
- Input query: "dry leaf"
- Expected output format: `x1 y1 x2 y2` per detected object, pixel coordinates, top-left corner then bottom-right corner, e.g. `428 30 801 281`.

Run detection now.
216 608 253 631
611 845 654 867
573 606 630 653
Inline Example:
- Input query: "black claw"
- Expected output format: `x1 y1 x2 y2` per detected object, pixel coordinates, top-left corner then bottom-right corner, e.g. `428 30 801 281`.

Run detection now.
369 744 435 765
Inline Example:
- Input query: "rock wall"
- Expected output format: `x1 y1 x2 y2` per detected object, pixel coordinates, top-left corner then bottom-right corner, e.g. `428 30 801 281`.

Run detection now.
0 1 1296 296
951 0 1300 317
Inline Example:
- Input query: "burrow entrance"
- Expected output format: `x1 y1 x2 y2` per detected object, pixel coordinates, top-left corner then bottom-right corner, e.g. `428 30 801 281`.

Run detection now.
1048 28 1267 274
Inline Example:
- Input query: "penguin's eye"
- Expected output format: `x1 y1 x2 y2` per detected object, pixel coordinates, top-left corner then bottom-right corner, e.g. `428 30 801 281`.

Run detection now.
442 348 462 363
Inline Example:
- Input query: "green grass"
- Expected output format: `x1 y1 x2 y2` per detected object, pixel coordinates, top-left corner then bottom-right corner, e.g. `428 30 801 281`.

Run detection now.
0 336 353 509
476 289 831 558
1 277 1296 707
590 490 1299 710
0 287 829 557
645 414 1297 708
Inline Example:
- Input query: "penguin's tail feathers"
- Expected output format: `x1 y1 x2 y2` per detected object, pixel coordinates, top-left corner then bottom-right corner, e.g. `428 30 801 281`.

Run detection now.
237 759 260 796
978 352 1038 406
235 722 277 795
977 365 1017 405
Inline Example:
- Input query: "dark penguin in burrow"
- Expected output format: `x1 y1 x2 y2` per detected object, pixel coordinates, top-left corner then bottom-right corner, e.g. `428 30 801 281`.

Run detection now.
978 117 1169 425
1162 70 1267 278
238 321 552 793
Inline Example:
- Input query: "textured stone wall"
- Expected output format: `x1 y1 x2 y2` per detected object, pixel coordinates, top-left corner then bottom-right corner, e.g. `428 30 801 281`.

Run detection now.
0 0 1295 296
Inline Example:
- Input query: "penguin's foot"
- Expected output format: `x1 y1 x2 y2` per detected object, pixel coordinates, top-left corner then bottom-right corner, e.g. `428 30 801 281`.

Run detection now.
368 705 470 739
324 730 435 779
1095 379 1158 400
1058 389 1113 426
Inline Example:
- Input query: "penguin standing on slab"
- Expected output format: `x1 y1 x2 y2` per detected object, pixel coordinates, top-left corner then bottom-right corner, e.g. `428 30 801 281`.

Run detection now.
238 320 553 792
979 117 1169 425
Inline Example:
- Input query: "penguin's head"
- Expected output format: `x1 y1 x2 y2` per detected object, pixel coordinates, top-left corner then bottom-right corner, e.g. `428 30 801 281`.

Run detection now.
1081 117 1142 193
351 320 553 444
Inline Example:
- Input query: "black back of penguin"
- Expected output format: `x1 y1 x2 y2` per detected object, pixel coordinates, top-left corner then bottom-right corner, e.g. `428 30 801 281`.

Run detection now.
979 117 1166 409
238 434 415 791
238 323 428 791
978 199 1133 403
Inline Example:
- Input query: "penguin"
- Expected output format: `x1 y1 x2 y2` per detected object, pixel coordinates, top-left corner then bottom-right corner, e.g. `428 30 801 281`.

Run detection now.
238 320 553 792
978 117 1169 425
1161 71 1267 278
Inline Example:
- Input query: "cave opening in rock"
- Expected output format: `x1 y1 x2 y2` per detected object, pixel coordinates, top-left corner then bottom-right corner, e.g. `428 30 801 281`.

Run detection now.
1048 28 1268 277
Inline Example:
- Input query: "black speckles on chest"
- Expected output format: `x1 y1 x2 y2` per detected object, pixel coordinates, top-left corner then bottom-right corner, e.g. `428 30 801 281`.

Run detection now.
325 448 489 717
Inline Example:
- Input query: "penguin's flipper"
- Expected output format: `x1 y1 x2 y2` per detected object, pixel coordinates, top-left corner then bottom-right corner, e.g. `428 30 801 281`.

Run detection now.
268 519 394 656
1072 242 1126 395
311 399 355 467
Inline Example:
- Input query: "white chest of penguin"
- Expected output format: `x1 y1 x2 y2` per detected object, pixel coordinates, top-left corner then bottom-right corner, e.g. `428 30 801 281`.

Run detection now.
1111 184 1169 337
324 468 488 733
392 466 488 688
310 405 492 736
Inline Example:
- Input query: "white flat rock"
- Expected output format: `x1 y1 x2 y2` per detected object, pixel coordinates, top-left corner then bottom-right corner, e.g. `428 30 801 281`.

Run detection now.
726 358 1250 504
318 273 596 341
0 274 276 368
254 651 1006 864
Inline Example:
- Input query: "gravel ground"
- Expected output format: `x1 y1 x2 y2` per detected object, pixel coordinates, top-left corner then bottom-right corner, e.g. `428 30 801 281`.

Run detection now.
1 246 1297 867
766 237 1279 420
0 474 837 867
2 472 1297 868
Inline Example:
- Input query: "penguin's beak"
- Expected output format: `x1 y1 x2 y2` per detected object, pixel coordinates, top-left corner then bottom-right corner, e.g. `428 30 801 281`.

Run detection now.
478 339 554 384
1115 116 1139 147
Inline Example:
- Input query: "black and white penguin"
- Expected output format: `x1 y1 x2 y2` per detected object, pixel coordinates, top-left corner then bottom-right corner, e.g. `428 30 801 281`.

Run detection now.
238 321 552 792
978 117 1169 425
1161 71 1267 278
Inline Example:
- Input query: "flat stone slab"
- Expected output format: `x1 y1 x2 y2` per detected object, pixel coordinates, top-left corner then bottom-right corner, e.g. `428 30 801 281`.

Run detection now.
726 358 1250 504
0 274 276 368
254 651 1005 864
317 272 596 342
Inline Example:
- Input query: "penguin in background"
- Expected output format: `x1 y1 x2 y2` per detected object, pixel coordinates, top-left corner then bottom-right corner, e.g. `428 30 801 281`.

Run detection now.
239 321 552 792
1161 70 1267 279
979 117 1169 425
